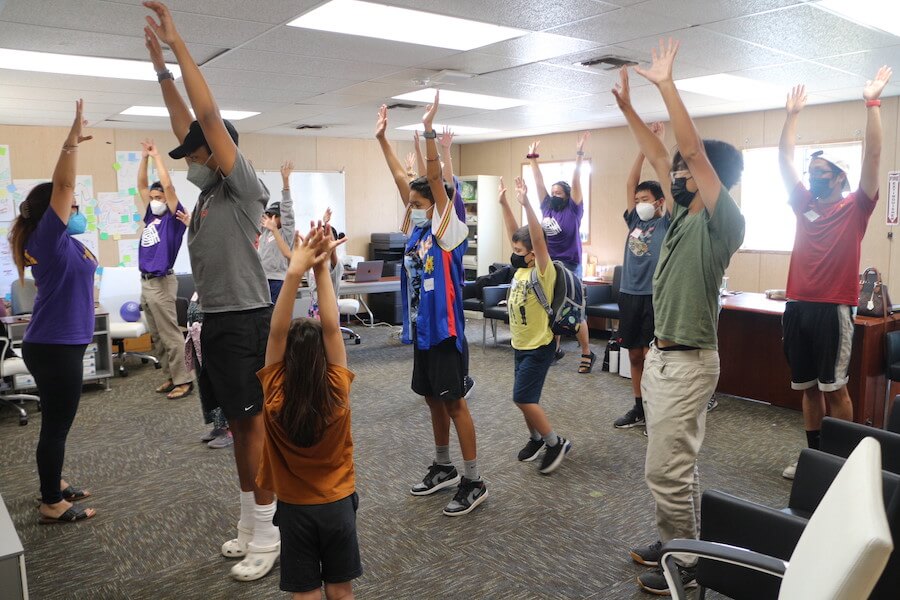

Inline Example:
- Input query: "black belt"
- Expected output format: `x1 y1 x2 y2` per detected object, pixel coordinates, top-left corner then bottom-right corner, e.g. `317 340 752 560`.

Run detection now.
141 270 174 280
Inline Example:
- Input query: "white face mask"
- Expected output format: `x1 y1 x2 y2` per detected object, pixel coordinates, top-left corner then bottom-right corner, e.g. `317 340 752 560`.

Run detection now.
635 202 656 221
150 200 167 216
410 208 431 229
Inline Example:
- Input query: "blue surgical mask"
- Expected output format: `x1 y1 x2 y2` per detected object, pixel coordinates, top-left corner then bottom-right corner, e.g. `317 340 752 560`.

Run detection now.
67 212 87 235
187 158 219 190
410 208 431 229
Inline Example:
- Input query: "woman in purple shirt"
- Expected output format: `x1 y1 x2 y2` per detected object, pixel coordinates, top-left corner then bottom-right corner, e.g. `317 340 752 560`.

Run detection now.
527 135 596 373
8 100 98 523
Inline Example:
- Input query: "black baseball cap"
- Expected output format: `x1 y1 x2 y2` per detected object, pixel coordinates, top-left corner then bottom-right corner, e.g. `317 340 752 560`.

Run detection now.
265 202 281 217
169 119 239 160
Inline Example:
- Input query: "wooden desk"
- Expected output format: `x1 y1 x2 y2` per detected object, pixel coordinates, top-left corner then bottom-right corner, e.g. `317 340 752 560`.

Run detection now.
717 293 898 427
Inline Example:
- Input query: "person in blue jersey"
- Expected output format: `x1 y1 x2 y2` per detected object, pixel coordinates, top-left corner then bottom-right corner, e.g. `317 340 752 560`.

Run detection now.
375 93 487 517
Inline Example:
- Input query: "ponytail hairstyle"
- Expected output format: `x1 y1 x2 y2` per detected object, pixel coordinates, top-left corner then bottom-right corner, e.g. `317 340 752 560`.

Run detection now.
278 317 341 447
8 182 53 283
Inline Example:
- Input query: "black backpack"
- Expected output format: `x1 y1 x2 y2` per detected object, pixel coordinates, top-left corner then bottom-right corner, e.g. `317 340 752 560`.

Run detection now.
530 261 585 336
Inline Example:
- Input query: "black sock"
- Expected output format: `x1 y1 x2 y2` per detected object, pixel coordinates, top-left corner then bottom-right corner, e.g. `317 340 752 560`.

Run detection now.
806 429 821 450
635 397 644 415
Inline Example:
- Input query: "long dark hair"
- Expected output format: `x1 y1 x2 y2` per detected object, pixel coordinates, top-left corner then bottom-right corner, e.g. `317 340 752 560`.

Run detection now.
279 317 340 447
8 182 52 283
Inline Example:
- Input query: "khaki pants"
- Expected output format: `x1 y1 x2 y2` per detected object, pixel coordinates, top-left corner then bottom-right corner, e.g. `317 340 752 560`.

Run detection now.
141 274 191 386
641 343 719 565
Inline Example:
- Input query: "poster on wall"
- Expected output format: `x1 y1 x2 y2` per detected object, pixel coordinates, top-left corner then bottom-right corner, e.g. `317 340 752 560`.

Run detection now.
96 192 141 236
114 151 156 196
888 171 899 226
0 221 16 300
117 239 139 268
0 145 14 220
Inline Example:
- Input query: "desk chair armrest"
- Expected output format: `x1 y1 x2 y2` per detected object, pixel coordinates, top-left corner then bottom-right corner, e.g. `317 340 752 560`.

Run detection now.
660 540 787 600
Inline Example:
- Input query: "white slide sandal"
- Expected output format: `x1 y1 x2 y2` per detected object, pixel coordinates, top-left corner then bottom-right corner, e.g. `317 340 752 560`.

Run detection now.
230 541 280 582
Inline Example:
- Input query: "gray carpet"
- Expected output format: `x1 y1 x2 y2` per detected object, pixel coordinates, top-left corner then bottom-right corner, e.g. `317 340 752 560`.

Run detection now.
0 322 804 599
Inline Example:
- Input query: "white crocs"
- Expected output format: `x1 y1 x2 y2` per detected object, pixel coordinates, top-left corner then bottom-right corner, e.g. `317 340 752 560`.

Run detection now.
230 541 280 582
221 524 254 558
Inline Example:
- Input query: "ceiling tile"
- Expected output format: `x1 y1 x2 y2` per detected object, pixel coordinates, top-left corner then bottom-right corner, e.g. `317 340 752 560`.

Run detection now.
816 45 900 80
99 0 324 25
379 0 619 30
546 6 693 46
734 60 867 93
706 3 899 60
208 48 400 81
451 77 590 102
480 62 616 95
637 0 803 26
200 67 358 95
476 32 601 64
417 52 525 75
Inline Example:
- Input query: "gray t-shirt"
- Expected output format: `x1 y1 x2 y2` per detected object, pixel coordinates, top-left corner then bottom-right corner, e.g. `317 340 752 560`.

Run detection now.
652 187 745 350
188 150 271 313
259 189 295 281
620 209 671 296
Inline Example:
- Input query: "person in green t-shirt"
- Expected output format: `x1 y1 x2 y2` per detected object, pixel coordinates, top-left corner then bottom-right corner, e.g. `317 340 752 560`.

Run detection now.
612 39 746 595
498 177 572 475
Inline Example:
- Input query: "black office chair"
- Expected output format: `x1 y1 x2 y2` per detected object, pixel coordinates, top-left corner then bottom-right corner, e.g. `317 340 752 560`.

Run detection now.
888 396 900 434
884 331 900 428
820 416 900 474
481 285 510 348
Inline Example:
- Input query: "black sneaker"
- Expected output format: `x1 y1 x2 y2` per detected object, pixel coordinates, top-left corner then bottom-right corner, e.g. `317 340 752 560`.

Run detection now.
614 407 645 429
517 438 545 462
538 437 572 474
553 348 566 364
630 540 663 566
464 375 475 399
707 395 718 412
442 477 488 516
637 564 697 595
410 462 461 496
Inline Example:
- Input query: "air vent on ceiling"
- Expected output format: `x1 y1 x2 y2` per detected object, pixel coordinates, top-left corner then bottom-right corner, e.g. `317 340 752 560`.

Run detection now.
578 55 639 70
295 124 325 130
386 102 417 110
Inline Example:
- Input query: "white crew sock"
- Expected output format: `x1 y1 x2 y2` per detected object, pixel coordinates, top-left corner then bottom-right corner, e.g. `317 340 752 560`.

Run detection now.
238 491 255 531
252 501 279 548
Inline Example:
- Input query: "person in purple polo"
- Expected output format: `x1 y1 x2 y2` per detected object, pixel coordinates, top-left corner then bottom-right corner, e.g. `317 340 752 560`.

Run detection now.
8 100 98 523
137 138 191 400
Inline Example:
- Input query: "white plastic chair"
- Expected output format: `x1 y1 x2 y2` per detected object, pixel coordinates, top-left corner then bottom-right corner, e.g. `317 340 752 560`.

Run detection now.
0 335 40 426
338 298 361 345
660 436 894 599
98 267 159 376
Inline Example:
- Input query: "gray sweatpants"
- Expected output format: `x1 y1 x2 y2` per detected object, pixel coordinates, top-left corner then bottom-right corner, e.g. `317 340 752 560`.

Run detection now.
641 343 719 566
141 274 192 386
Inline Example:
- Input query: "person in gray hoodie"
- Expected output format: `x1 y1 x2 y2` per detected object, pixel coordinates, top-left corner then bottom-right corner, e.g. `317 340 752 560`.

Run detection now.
259 160 295 302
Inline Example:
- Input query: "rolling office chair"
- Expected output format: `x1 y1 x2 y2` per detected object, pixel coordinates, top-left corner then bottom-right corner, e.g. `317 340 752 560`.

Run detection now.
10 278 36 315
98 267 159 376
338 298 362 345
0 334 40 426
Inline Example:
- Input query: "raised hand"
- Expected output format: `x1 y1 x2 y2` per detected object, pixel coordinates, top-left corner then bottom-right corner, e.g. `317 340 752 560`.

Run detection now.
422 90 439 130
143 1 181 47
141 138 159 157
634 38 679 86
527 140 540 156
67 99 93 146
288 225 326 276
404 152 416 175
375 104 388 139
143 26 166 71
649 121 665 138
786 85 807 114
498 177 508 203
280 160 294 180
514 176 528 205
863 66 892 101
175 210 191 227
322 206 332 225
576 132 590 153
439 126 454 150
612 66 632 109
261 214 278 232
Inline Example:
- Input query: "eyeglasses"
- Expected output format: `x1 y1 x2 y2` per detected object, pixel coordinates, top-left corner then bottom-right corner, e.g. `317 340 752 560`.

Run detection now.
669 169 692 183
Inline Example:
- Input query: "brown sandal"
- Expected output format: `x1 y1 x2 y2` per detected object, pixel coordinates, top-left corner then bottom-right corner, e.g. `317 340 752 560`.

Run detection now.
578 352 597 374
156 380 175 393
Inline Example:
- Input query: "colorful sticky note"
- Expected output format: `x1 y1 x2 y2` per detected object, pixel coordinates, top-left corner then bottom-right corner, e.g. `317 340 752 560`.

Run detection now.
84 207 94 216
123 255 131 262
133 214 141 222
128 153 137 161
100 233 108 240
118 262 125 267
119 215 129 223
128 187 137 196
112 162 122 171
0 147 6 156
6 184 15 192
113 234 121 240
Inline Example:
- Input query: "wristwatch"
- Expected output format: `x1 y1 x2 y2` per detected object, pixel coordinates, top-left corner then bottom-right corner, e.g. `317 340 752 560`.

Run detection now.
157 70 174 82
422 130 437 139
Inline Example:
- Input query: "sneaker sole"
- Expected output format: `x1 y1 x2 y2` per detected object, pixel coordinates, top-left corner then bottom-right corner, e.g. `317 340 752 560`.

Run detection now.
629 551 659 567
518 446 544 462
539 440 572 475
442 488 489 517
410 474 461 496
614 420 645 429
637 576 698 595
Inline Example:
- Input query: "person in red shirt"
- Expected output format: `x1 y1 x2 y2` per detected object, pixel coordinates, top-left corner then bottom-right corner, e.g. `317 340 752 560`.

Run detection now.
778 66 892 479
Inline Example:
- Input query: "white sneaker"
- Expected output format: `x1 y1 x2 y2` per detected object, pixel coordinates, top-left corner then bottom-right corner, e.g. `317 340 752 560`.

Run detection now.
782 461 797 480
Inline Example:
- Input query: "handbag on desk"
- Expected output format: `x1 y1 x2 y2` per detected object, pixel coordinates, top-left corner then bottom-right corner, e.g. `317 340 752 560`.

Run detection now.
857 267 893 317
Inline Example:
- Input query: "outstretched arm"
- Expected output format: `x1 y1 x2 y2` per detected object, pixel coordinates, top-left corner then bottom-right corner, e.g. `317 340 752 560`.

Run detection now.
527 140 549 201
145 139 180 214
626 153 644 215
422 92 450 218
138 144 152 205
440 127 455 187
413 130 426 178
571 133 589 205
635 39 721 214
498 177 519 239
613 68 674 214
313 230 348 368
262 215 291 259
515 177 550 274
779 85 805 193
145 1 237 175
375 104 411 204
144 25 191 146
860 66 892 200
51 100 93 224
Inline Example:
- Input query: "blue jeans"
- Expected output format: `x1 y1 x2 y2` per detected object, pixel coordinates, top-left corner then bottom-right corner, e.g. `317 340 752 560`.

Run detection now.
268 279 284 304
513 340 556 404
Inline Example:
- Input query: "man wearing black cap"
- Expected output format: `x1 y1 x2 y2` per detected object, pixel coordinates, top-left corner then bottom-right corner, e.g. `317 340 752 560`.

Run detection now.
144 1 279 582
778 66 892 480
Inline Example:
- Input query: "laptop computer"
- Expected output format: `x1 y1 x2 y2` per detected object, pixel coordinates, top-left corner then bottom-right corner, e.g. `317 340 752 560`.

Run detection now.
348 260 383 283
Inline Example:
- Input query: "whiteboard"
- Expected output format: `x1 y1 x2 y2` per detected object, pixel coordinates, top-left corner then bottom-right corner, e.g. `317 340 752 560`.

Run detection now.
167 170 345 274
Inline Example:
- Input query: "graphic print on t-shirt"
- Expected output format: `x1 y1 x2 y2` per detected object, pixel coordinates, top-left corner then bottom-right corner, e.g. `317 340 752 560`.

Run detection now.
404 233 432 323
509 277 531 326
141 219 162 247
627 223 659 258
542 216 562 237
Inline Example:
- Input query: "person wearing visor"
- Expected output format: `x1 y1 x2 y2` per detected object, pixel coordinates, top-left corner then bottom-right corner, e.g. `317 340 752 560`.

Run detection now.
259 160 296 303
777 67 892 480
144 1 278 582
136 138 191 400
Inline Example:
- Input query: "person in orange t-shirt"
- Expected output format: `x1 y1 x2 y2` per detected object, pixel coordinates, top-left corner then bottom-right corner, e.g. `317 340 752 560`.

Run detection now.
256 222 361 599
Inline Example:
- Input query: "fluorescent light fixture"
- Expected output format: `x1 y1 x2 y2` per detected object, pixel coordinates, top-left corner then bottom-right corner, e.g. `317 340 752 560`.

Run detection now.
287 0 527 51
675 73 784 103
393 88 526 110
121 106 260 121
396 123 497 135
817 0 900 37
0 48 181 81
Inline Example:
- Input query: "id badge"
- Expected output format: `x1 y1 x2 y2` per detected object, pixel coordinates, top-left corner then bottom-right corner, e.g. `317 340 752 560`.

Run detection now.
630 228 643 238
804 210 820 222
423 278 435 292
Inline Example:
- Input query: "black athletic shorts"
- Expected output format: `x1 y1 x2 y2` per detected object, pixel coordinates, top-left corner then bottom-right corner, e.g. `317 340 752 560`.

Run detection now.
198 306 271 420
782 301 853 392
275 493 362 593
618 292 655 349
412 336 465 400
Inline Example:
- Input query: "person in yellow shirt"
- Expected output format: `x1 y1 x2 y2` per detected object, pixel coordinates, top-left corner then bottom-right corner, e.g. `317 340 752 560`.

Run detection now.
500 177 572 475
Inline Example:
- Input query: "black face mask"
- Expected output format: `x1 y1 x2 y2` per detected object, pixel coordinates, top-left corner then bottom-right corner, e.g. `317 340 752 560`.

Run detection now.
510 252 530 269
550 196 568 211
809 177 833 200
671 177 696 208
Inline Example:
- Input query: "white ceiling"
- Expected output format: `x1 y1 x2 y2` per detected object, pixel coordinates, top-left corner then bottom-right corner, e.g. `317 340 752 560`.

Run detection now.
0 0 898 143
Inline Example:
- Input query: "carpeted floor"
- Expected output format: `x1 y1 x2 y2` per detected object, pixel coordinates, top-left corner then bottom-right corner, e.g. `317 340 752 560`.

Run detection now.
0 322 805 599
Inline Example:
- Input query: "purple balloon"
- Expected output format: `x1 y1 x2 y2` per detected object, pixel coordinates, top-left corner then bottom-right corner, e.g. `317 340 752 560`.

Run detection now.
120 301 141 322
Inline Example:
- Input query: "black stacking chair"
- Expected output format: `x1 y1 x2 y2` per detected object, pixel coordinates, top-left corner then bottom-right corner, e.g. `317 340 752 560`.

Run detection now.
884 331 900 428
481 285 510 348
820 416 900 474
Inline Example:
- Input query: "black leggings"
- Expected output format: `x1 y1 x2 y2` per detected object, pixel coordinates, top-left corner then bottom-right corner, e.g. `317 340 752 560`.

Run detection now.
22 342 88 505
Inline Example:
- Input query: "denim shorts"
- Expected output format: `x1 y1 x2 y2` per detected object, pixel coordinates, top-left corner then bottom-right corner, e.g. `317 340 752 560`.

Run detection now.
513 340 556 404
